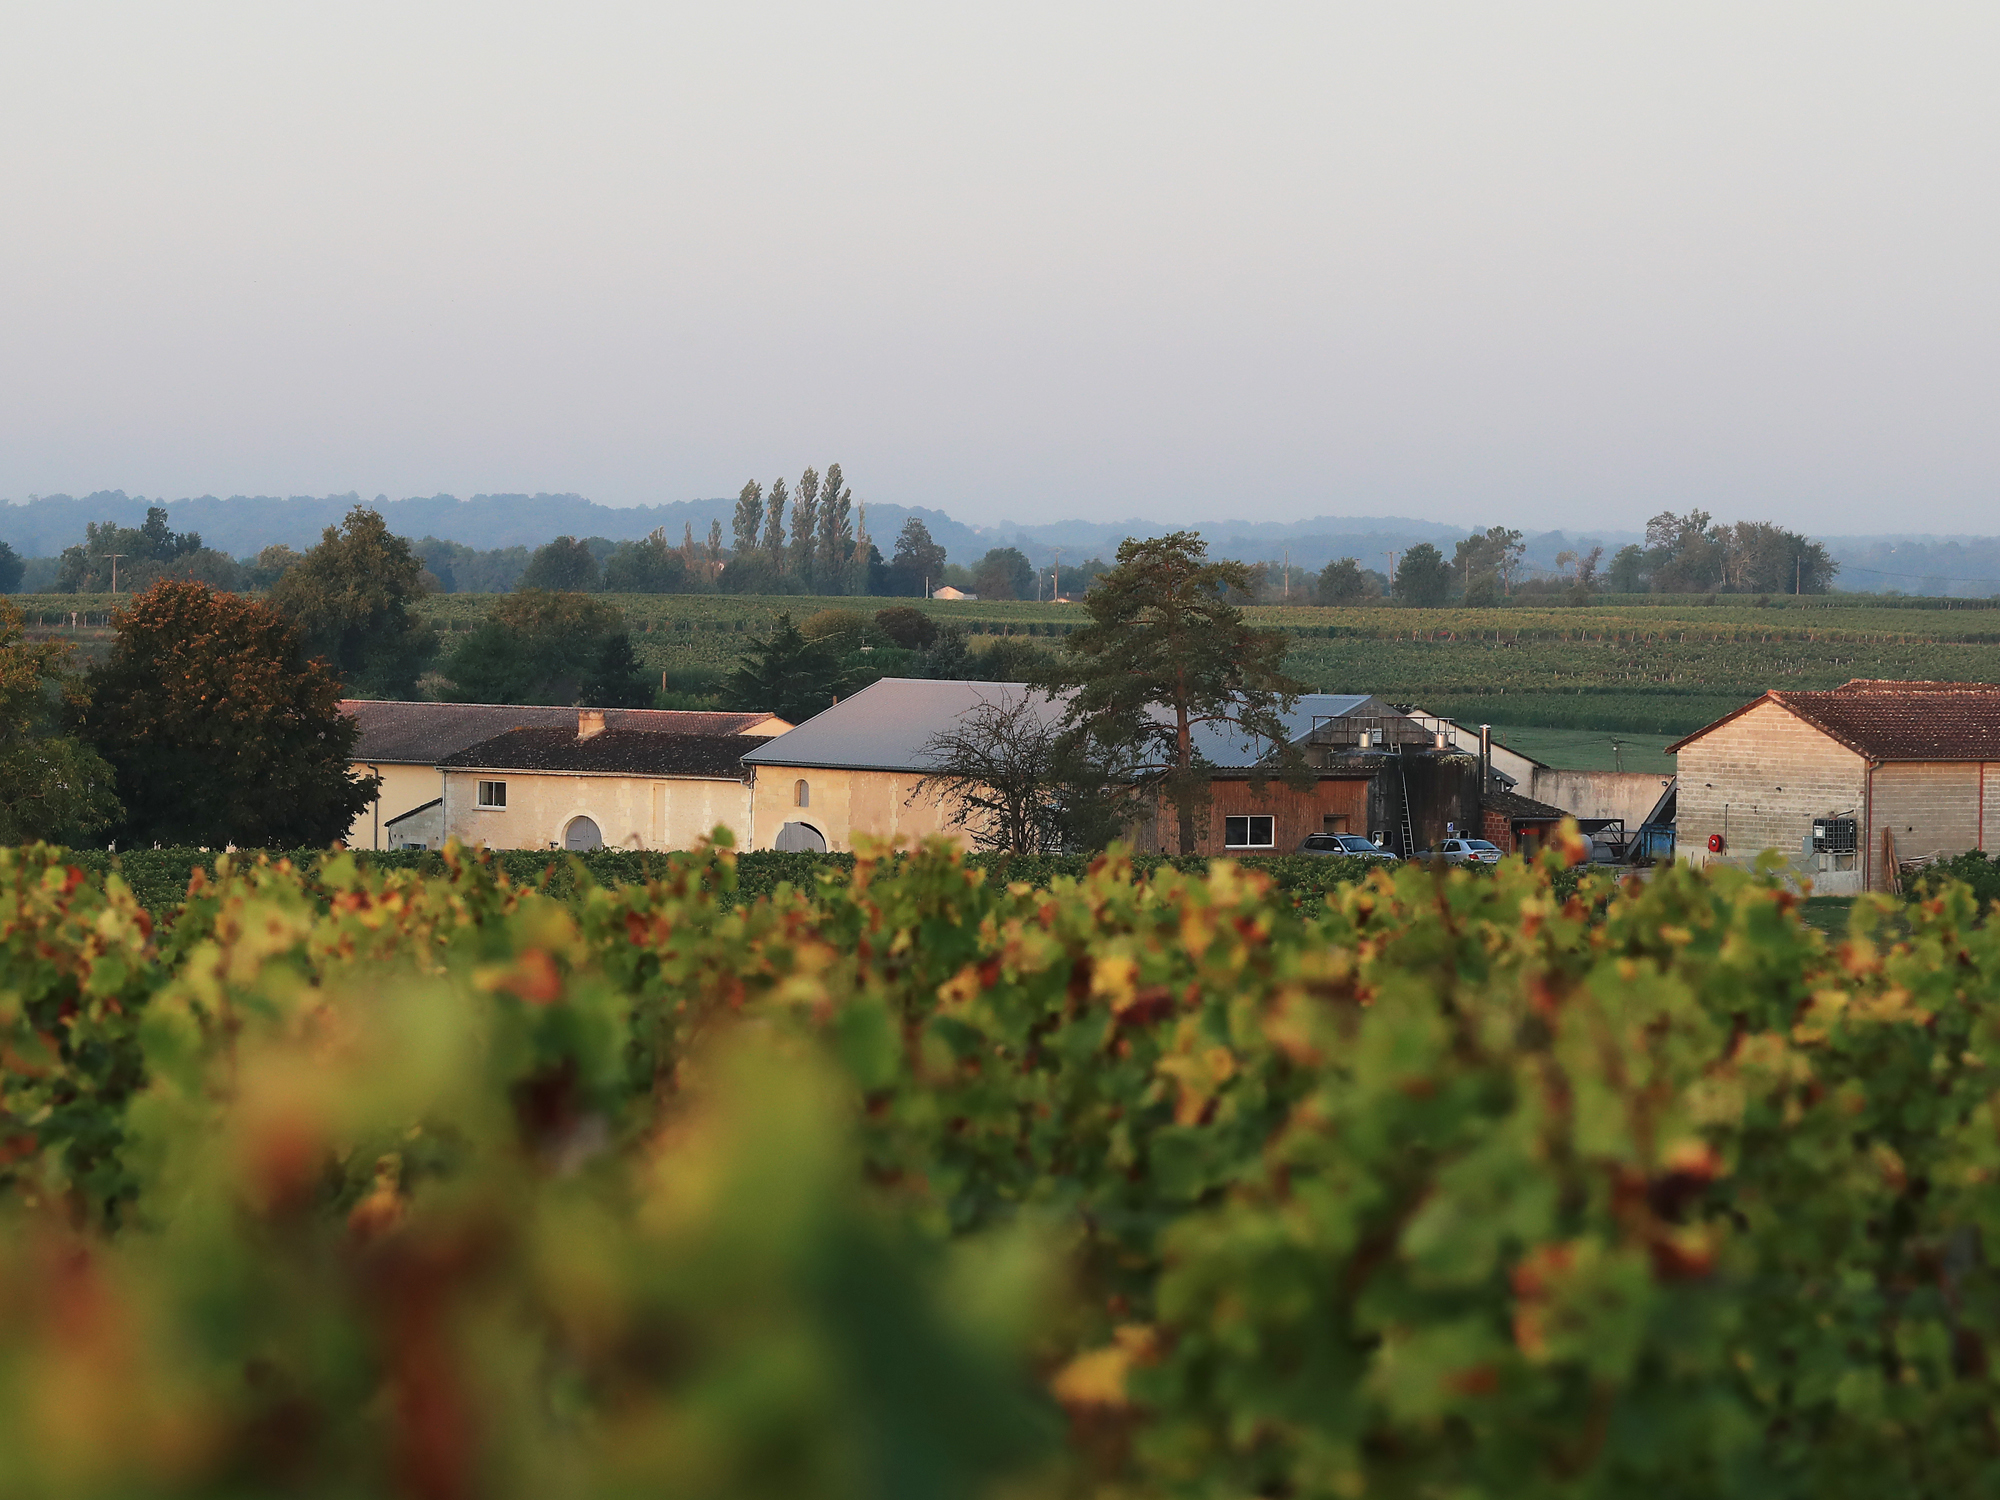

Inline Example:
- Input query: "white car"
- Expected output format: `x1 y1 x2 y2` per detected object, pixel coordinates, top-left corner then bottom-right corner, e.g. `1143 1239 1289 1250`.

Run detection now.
1298 833 1399 862
1421 838 1503 866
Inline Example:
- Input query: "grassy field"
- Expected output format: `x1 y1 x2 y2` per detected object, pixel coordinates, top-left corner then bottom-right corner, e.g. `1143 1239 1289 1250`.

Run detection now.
1483 726 1680 773
21 589 2000 735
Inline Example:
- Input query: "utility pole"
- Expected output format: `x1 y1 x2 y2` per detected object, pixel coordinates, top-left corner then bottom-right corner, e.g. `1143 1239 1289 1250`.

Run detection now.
1386 551 1398 592
1796 555 1802 595
1052 548 1060 602
98 552 126 594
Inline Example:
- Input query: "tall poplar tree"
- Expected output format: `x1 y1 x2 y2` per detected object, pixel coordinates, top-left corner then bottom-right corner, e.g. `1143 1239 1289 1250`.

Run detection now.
789 468 821 587
732 481 763 557
815 463 854 595
1055 532 1305 854
761 478 789 562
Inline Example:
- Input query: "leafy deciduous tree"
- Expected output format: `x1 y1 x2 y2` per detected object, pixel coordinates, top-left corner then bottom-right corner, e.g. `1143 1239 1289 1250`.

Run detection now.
602 529 690 593
0 598 120 842
1316 556 1372 605
518 536 601 593
1393 543 1452 606
913 690 1126 854
761 478 789 561
442 591 648 707
887 519 947 598
1607 543 1646 593
789 469 821 588
74 581 375 847
266 506 438 698
731 481 764 558
814 464 854 593
971 547 1034 602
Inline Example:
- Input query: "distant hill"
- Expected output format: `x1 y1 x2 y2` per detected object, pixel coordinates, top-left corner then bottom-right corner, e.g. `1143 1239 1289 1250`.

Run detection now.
5 492 1995 594
0 492 1487 571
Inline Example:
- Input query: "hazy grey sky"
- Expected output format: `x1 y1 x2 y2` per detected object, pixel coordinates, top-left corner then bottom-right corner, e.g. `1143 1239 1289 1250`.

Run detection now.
2 3 1995 532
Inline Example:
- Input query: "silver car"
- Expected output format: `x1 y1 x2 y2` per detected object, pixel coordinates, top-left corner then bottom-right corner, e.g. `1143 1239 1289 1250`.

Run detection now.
1298 833 1399 862
1421 838 1503 866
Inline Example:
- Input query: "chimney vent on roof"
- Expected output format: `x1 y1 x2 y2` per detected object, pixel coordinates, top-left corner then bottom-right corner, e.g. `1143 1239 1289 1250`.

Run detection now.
577 708 607 740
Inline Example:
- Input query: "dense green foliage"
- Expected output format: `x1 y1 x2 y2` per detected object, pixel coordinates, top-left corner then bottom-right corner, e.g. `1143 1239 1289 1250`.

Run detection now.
440 589 649 706
0 599 120 843
267 506 439 697
72 582 375 848
5 836 2000 1495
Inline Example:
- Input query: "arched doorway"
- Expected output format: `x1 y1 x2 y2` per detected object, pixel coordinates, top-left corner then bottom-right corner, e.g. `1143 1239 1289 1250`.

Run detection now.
564 815 603 851
773 821 827 853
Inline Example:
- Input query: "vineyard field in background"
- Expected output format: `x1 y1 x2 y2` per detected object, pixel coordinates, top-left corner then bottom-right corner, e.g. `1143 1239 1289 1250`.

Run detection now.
21 590 2000 735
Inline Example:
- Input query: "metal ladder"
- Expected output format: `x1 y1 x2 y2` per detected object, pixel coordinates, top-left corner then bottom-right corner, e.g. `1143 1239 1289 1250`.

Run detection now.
1397 757 1417 856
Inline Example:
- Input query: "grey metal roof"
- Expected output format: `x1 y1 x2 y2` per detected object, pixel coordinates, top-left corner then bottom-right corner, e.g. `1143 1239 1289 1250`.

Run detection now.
1188 693 1374 767
741 681 1384 773
741 680 1066 773
341 701 785 765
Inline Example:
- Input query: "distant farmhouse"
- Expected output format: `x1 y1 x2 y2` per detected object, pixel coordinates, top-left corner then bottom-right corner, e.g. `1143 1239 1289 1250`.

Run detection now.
743 681 1580 858
342 702 789 851
337 683 1677 859
1668 680 2000 893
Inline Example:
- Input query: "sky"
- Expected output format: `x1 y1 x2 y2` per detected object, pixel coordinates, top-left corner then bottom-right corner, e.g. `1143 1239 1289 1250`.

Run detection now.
2 3 1996 533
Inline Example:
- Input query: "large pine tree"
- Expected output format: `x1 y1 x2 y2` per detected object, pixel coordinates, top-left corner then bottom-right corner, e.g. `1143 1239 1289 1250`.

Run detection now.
1055 532 1305 854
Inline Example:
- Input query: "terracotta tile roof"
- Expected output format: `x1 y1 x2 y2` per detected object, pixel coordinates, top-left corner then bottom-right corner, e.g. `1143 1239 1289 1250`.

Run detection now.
1667 680 2000 761
439 728 762 778
341 701 784 764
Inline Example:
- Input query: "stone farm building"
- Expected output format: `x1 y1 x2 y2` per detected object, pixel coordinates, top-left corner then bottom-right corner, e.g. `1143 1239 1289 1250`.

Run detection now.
741 679 1534 857
1667 680 2000 894
341 701 790 851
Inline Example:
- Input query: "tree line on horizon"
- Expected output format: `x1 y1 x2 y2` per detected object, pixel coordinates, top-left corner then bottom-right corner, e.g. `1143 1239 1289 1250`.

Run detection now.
1314 509 1839 608
11 488 1842 616
0 520 1311 862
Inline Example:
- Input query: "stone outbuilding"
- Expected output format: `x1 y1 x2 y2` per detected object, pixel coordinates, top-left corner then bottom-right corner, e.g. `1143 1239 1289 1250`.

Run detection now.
428 710 769 852
1665 680 2000 893
340 700 789 849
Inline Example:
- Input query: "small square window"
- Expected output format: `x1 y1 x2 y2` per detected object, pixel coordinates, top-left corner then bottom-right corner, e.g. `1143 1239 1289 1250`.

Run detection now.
477 780 507 808
1225 815 1274 849
1321 814 1349 835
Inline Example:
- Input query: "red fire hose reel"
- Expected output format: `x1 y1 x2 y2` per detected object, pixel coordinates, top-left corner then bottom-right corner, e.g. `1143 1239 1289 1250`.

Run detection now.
1707 833 1725 854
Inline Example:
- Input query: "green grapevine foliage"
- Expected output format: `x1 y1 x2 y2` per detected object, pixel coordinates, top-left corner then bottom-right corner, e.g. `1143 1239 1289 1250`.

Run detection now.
0 835 1999 1497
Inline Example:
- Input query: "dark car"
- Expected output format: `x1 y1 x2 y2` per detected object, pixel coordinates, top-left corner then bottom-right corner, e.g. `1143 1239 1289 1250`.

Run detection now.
1298 833 1399 862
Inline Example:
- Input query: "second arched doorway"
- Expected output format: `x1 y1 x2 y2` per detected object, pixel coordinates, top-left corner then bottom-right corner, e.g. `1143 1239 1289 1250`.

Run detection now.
773 821 827 853
564 815 603 851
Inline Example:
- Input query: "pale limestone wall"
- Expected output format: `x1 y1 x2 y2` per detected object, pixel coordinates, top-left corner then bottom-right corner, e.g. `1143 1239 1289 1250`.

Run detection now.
439 770 750 851
1985 764 2000 853
1872 763 1981 871
1676 701 1865 885
1528 769 1675 828
345 763 443 850
747 766 978 852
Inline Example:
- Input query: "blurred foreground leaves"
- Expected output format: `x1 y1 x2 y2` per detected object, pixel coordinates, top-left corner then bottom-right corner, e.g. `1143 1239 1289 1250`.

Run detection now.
2 837 2000 1497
